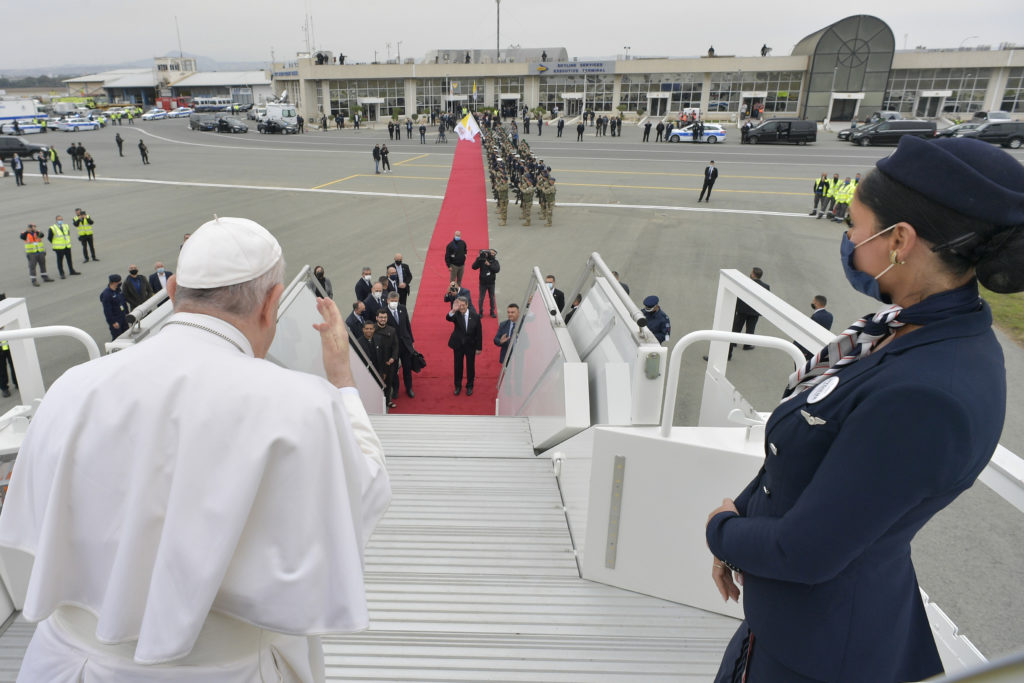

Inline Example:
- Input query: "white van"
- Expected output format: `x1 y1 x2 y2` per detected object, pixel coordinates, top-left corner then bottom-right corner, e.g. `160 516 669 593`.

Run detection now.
264 103 298 125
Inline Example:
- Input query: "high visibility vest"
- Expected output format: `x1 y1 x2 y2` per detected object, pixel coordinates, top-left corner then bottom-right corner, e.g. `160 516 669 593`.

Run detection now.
1 340 8 352
50 223 71 250
827 179 841 198
75 214 94 236
24 232 44 254
836 182 854 204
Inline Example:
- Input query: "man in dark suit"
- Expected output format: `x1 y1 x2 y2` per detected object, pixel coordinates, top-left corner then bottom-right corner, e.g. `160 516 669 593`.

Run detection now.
444 231 468 285
795 294 835 359
388 253 413 306
699 160 718 202
363 281 387 319
544 274 565 312
471 248 500 317
385 292 416 398
346 301 367 338
355 320 385 382
493 303 520 365
355 267 373 302
730 267 770 359
372 310 400 407
446 296 482 395
148 262 172 294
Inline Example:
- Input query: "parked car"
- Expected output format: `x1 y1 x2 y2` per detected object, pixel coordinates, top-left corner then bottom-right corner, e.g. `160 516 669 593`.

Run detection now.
837 121 880 141
248 106 267 121
667 123 726 143
54 117 101 132
971 111 1012 123
1 120 44 135
217 117 248 134
167 107 193 118
743 118 817 144
867 111 903 122
936 122 981 137
848 120 936 146
188 113 220 131
0 136 47 160
957 121 1024 149
257 118 298 134
141 108 167 121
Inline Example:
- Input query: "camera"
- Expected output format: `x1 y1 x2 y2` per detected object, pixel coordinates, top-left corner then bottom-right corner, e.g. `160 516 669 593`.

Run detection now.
449 283 459 293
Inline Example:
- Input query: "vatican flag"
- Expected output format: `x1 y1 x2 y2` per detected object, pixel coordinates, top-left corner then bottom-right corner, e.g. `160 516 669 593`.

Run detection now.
454 112 482 142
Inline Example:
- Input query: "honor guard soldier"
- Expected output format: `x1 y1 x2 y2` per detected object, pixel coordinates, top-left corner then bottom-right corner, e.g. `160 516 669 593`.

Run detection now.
542 176 557 226
496 172 510 226
519 177 535 226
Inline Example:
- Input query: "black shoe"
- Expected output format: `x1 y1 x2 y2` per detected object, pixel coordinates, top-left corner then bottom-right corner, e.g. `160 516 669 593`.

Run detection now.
1 390 10 398
387 401 397 409
809 210 817 216
70 270 81 275
42 276 54 282
406 390 415 398
816 213 824 220
92 258 100 261
466 387 474 396
32 281 40 287
702 355 709 361
743 345 755 350
83 258 90 262
490 313 497 318
454 387 461 395
59 274 66 279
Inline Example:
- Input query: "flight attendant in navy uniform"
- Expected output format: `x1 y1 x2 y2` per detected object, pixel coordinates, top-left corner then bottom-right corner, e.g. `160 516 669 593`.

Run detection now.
705 135 1024 683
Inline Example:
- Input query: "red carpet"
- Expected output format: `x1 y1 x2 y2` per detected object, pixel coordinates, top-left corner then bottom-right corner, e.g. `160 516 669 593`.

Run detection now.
390 138 500 415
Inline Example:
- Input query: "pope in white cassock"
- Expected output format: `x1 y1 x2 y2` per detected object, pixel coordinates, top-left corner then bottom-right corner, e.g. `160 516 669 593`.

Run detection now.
0 217 392 681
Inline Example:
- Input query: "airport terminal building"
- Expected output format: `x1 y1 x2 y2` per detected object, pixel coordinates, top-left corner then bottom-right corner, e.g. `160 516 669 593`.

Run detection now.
271 15 1024 124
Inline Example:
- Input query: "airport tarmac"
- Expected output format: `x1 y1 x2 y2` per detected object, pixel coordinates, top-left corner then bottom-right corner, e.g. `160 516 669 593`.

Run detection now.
1 118 1023 657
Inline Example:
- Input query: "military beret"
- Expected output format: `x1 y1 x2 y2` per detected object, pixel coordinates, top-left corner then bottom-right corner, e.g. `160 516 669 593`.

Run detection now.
876 136 1024 226
642 295 659 309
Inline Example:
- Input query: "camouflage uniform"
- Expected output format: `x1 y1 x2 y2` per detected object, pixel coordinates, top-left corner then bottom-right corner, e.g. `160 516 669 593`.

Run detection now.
519 180 534 226
542 179 556 226
496 176 509 225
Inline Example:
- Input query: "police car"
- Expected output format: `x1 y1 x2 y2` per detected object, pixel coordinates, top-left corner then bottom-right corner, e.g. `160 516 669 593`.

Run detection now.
141 108 168 121
668 123 727 143
0 120 44 135
167 107 193 118
54 117 101 132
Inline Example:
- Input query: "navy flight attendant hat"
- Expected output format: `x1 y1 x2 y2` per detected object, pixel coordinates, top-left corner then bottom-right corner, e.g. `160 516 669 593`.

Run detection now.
876 136 1024 226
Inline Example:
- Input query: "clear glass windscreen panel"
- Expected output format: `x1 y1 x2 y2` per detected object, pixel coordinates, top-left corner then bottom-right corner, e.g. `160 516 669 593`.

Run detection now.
267 278 385 415
498 282 569 415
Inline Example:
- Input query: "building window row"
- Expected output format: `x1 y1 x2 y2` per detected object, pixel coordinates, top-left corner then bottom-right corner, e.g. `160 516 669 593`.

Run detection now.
328 79 405 117
883 68 991 114
1002 67 1024 113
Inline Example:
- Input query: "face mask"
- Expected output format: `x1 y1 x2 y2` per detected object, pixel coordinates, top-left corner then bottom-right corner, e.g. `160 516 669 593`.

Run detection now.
57 220 64 226
315 271 324 278
388 301 398 310
394 259 402 264
546 282 554 290
454 236 460 241
363 275 371 282
374 291 382 299
840 224 898 303
129 269 138 275
157 267 165 274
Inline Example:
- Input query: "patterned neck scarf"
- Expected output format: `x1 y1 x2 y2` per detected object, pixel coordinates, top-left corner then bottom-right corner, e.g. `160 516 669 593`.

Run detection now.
782 281 982 403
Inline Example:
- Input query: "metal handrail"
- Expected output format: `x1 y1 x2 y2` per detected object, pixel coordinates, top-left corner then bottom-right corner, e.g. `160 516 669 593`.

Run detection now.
660 330 806 437
565 252 647 335
0 326 101 362
126 288 169 327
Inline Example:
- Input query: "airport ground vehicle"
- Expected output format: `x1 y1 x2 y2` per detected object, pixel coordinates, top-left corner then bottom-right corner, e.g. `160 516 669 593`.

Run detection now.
957 121 1024 149
742 118 817 144
849 119 937 146
257 118 298 134
0 136 46 160
667 123 726 143
264 103 298 125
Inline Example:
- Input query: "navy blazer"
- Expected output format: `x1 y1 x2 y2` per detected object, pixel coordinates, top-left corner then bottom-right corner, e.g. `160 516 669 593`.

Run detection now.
811 307 834 331
707 303 1005 682
493 319 516 364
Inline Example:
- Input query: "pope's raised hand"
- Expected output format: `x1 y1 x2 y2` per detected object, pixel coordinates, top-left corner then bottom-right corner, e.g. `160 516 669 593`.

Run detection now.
312 296 355 388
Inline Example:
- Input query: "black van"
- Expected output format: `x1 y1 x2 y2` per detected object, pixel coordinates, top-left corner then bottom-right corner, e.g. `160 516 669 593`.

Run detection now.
848 120 936 146
743 119 817 145
188 112 219 131
958 121 1024 149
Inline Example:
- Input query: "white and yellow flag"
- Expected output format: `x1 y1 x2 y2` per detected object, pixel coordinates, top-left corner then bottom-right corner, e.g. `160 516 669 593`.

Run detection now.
454 113 482 142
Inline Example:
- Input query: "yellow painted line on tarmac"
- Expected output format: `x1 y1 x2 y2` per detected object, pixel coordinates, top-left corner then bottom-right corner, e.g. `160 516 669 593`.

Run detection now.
312 174 359 189
558 181 808 196
394 153 429 167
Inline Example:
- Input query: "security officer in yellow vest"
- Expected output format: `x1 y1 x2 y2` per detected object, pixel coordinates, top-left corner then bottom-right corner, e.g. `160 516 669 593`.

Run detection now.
47 215 81 279
831 177 855 223
20 224 54 287
0 340 16 398
817 172 840 220
74 208 99 262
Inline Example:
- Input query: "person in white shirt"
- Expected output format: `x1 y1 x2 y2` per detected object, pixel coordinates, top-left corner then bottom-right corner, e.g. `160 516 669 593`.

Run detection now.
149 260 172 293
0 217 391 682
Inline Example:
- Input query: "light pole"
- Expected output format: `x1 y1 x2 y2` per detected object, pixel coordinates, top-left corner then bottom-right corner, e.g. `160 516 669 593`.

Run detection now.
623 46 631 60
496 0 501 63
397 41 402 63
959 35 979 49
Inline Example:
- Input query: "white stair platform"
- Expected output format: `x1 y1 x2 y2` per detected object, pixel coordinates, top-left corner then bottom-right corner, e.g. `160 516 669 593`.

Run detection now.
0 415 738 681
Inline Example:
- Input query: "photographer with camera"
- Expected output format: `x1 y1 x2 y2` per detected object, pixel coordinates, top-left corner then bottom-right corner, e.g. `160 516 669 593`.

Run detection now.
471 248 500 318
443 280 476 314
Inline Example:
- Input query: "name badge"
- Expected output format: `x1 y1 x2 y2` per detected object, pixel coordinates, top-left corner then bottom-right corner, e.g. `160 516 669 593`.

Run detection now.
807 376 839 404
